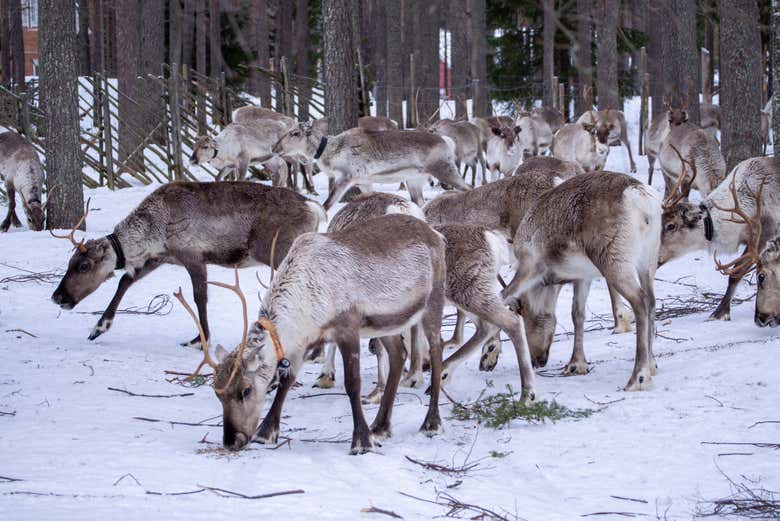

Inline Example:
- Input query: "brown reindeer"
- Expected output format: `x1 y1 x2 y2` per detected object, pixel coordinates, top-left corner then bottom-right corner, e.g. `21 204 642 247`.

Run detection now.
50 182 326 347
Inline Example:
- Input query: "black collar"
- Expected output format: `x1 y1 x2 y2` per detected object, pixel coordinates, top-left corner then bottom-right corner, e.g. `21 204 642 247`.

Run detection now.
700 204 714 242
106 233 126 270
314 136 328 160
211 148 218 160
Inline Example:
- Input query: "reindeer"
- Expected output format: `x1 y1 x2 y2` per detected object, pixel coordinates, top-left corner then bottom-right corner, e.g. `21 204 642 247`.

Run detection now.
659 155 780 321
310 194 537 403
429 119 487 186
358 116 399 131
312 192 426 398
529 111 554 156
50 182 326 347
658 113 725 199
232 105 295 129
181 214 447 453
756 237 780 327
0 131 46 232
700 102 721 137
503 172 661 389
575 109 635 172
272 123 470 210
551 123 610 172
531 106 566 135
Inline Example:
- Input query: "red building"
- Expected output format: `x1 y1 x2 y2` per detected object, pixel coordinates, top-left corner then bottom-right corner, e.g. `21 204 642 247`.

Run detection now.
21 0 38 76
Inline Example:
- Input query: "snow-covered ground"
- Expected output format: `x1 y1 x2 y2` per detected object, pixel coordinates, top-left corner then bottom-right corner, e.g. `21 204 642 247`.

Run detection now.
1 104 779 521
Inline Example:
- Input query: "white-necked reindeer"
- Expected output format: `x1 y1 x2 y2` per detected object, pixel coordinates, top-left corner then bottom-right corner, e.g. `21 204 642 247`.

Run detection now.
551 122 610 172
576 107 636 172
429 119 487 186
273 123 470 210
183 214 447 454
660 155 780 321
502 172 661 389
51 182 325 347
0 131 46 232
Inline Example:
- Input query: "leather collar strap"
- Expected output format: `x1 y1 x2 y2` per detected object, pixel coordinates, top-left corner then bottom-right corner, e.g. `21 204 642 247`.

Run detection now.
314 136 328 160
107 233 126 270
700 204 714 242
211 148 218 160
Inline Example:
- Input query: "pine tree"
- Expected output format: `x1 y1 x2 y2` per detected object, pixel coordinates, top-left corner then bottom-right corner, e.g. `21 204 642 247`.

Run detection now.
322 0 358 134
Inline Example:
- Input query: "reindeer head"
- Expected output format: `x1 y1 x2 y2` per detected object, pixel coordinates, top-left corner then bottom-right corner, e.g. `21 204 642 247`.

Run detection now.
273 122 319 158
512 284 562 367
50 200 117 309
20 196 45 231
756 238 780 328
190 135 217 165
658 146 706 266
512 115 537 157
664 95 689 127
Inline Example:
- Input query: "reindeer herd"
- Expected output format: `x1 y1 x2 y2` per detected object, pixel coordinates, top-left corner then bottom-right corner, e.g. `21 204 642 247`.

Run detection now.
1 92 778 456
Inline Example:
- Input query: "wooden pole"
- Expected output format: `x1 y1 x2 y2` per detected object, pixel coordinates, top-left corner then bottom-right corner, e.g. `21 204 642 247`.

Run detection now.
101 73 115 189
639 47 647 156
93 75 106 186
701 48 712 104
409 52 416 127
170 64 183 182
558 82 565 115
551 76 558 109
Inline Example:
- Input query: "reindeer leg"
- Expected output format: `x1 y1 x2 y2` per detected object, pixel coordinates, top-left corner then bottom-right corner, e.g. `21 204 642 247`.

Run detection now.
323 174 355 211
88 259 162 340
478 331 503 371
433 318 497 392
709 249 748 321
302 161 318 195
364 337 389 404
181 261 210 349
491 304 536 403
1 184 19 231
337 332 374 454
607 271 652 391
647 153 655 186
235 157 249 181
255 352 302 444
638 268 657 375
622 129 636 173
565 279 592 375
443 309 465 349
420 291 444 436
313 343 337 388
478 150 489 186
608 283 634 333
406 178 426 207
370 334 405 440
400 326 425 388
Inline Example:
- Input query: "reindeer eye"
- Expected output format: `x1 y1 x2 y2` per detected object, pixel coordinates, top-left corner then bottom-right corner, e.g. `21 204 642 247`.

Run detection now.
664 223 677 232
241 386 252 399
758 273 767 288
77 261 91 273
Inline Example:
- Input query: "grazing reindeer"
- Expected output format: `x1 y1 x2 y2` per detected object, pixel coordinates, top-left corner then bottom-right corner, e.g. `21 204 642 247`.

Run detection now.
503 172 661 389
272 123 470 209
0 131 46 232
756 237 780 327
313 192 426 397
659 156 780 321
187 214 447 453
429 119 487 186
576 109 636 172
551 123 610 172
658 112 725 199
232 105 295 130
50 182 326 347
190 121 288 182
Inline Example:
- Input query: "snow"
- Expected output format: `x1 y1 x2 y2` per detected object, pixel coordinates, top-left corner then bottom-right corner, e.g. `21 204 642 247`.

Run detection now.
1 99 779 521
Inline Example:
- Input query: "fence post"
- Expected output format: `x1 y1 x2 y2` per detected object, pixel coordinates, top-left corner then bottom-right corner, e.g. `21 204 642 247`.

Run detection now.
170 64 184 182
19 91 31 137
409 53 416 128
280 56 293 117
639 47 648 157
701 48 712 104
558 82 566 117
551 76 558 109
220 71 228 128
102 73 116 190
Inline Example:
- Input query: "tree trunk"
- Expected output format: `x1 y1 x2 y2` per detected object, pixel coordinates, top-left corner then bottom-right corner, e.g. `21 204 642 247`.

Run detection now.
250 0 271 106
372 0 387 117
87 0 102 72
40 0 84 230
595 0 618 109
182 0 196 68
295 0 311 120
403 0 414 126
470 0 488 116
719 0 762 172
208 0 221 76
773 0 780 156
9 0 24 88
116 0 144 170
141 0 165 142
0 0 11 85
451 0 469 118
107 0 117 74
78 0 91 75
542 0 555 107
386 0 403 125
648 1 667 118
196 0 207 74
662 0 699 124
414 0 438 124
170 0 182 67
322 0 359 134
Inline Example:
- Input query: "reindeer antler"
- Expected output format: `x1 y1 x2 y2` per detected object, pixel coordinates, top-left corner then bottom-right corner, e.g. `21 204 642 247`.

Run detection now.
255 228 280 290
173 287 218 377
663 145 697 210
49 197 91 252
207 268 250 392
712 176 765 278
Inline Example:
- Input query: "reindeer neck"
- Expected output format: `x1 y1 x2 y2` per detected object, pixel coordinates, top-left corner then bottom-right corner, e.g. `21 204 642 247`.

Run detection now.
112 210 166 274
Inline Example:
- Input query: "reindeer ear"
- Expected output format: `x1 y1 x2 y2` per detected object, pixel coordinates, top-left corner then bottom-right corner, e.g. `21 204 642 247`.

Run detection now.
682 111 689 122
582 123 595 134
215 344 230 363
491 126 502 137
760 238 780 264
514 126 521 134
681 206 702 226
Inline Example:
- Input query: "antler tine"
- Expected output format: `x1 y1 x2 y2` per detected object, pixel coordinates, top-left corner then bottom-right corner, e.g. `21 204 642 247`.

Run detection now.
43 184 59 210
712 176 765 277
173 287 218 379
663 145 695 209
426 102 442 126
207 267 250 391
255 228 281 290
49 197 91 252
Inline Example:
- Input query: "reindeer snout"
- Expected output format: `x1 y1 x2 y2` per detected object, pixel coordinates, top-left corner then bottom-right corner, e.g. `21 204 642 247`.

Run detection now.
51 288 75 310
224 430 249 451
755 311 778 328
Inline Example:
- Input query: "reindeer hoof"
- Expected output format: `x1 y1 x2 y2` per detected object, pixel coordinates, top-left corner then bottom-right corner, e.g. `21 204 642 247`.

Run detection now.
520 389 537 405
88 318 113 341
420 415 442 436
401 372 424 389
563 360 589 375
479 342 501 372
625 369 652 391
0 218 10 232
313 372 335 389
180 335 207 350
708 309 731 321
350 433 375 455
363 386 385 404
254 424 279 444
612 306 634 333
370 424 392 441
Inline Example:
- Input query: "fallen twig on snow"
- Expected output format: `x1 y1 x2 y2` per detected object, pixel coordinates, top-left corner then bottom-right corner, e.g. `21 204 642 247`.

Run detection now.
0 475 24 483
0 263 63 285
361 506 404 519
133 416 222 427
78 294 172 316
399 490 524 520
749 421 780 429
701 441 780 449
108 387 194 398
113 473 142 487
695 465 780 518
197 485 304 499
404 455 480 476
581 512 647 518
0 410 16 416
4 328 37 338
610 496 648 504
